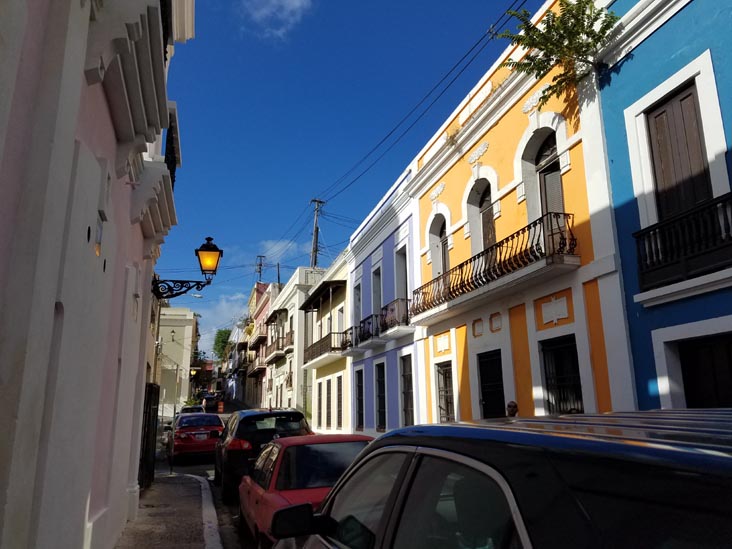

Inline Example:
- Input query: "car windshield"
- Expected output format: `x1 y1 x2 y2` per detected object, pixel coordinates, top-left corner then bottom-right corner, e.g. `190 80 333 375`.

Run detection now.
276 441 369 490
177 415 223 428
236 414 309 439
181 406 203 413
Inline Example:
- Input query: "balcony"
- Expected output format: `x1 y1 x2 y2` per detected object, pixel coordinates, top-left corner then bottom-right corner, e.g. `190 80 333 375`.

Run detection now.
247 357 267 377
249 324 266 345
340 326 365 357
304 332 346 369
265 338 285 364
380 298 414 339
358 314 386 348
283 330 295 353
411 213 579 323
634 192 732 292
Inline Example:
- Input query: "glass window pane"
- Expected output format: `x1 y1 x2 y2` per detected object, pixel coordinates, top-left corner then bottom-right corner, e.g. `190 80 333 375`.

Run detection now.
393 456 520 549
276 441 369 490
327 452 407 549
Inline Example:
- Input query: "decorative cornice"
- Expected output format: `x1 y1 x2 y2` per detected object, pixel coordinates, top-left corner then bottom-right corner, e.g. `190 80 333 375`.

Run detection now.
468 142 489 164
429 182 446 203
522 84 550 113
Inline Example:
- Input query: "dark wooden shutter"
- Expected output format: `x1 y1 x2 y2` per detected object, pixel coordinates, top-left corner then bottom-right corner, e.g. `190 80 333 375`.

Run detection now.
540 165 564 214
479 187 496 248
647 83 712 220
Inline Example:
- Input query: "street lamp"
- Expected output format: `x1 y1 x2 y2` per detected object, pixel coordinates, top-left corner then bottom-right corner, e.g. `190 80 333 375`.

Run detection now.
152 237 223 299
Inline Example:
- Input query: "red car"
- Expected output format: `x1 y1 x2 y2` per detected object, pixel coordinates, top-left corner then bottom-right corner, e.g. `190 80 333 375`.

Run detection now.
168 413 224 461
238 434 372 548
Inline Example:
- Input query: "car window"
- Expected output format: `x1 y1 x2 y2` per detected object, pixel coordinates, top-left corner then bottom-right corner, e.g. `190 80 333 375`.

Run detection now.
252 446 273 487
325 452 408 549
236 413 309 438
276 441 369 490
177 415 223 428
260 445 280 490
391 456 522 549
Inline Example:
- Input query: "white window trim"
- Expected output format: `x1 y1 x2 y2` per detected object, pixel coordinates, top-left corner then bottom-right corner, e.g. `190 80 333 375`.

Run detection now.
335 373 344 431
652 315 732 408
624 49 730 229
396 351 415 428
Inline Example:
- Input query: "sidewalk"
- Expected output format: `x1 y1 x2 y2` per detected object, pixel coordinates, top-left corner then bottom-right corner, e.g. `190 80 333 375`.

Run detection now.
115 473 222 549
117 399 250 549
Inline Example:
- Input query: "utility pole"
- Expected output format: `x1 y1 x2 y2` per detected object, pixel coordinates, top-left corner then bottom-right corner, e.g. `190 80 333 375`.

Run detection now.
310 199 325 268
255 255 265 281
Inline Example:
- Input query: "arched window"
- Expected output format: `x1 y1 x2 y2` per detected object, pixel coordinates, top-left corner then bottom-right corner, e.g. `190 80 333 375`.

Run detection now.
478 186 496 249
439 220 450 274
535 133 564 215
428 214 450 278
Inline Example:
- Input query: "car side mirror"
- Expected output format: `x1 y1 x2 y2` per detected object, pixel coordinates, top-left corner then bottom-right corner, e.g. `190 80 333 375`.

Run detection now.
270 504 318 539
163 425 172 432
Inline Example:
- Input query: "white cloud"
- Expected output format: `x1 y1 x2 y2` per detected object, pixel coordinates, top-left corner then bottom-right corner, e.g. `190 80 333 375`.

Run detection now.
194 292 249 356
237 0 313 39
259 239 311 263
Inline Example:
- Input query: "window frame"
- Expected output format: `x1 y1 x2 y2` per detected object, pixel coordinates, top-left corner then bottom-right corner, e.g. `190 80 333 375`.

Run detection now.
384 447 533 549
375 362 387 432
624 49 730 230
400 354 414 427
319 447 416 549
355 367 365 431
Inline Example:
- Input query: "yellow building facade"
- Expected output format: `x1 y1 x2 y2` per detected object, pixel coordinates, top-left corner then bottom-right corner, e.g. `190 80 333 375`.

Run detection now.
406 1 635 421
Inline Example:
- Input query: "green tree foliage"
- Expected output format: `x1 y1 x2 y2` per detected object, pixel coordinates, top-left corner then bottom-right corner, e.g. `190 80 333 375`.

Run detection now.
500 0 618 108
213 328 232 360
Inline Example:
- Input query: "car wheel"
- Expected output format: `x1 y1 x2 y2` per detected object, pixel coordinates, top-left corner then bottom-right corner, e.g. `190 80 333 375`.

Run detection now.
221 468 237 505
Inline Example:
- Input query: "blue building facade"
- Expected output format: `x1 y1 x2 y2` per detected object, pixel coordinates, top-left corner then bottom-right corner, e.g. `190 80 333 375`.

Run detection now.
345 168 424 436
600 0 732 409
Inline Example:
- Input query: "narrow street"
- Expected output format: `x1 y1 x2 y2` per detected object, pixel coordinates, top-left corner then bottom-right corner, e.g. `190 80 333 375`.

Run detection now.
148 405 253 549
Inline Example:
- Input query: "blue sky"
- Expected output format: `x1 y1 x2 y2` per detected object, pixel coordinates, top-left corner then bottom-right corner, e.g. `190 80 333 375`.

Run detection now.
157 0 545 353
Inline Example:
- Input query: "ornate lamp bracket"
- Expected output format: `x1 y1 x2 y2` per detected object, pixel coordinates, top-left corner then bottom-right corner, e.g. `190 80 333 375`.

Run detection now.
152 278 211 299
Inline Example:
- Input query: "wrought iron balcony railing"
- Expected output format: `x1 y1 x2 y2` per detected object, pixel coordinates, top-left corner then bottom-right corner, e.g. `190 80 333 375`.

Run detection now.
341 326 361 351
304 332 345 363
359 314 383 344
634 192 732 292
381 298 411 330
411 212 577 316
283 330 294 352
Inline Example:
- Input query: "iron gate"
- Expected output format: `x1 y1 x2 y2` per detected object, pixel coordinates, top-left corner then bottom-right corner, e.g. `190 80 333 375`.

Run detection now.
138 382 160 490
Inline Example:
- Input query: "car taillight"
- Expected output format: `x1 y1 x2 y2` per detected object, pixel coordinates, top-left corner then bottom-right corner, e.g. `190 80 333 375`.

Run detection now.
175 432 188 440
228 439 252 451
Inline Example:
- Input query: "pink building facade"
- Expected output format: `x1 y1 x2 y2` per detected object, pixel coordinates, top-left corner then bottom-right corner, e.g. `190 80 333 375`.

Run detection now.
0 1 194 548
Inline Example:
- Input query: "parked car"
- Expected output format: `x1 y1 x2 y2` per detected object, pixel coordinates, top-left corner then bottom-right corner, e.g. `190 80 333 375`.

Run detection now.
178 404 205 416
271 409 732 549
215 408 313 503
239 434 373 548
166 412 224 463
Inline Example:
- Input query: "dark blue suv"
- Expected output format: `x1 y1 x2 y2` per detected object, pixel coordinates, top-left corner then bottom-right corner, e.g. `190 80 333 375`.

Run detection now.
271 409 732 548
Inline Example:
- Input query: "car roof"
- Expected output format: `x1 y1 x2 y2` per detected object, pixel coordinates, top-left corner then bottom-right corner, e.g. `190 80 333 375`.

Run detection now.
233 408 304 418
176 412 221 420
370 409 732 474
273 434 373 448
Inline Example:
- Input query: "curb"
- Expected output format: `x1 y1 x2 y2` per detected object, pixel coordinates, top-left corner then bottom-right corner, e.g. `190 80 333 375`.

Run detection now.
184 474 223 549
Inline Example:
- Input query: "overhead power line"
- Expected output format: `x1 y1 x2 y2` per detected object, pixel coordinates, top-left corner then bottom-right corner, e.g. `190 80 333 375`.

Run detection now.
320 0 526 203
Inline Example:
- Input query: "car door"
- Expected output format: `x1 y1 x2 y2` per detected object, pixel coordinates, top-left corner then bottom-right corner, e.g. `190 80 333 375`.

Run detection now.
386 448 532 549
300 449 413 549
217 414 238 468
242 445 272 532
252 444 280 535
